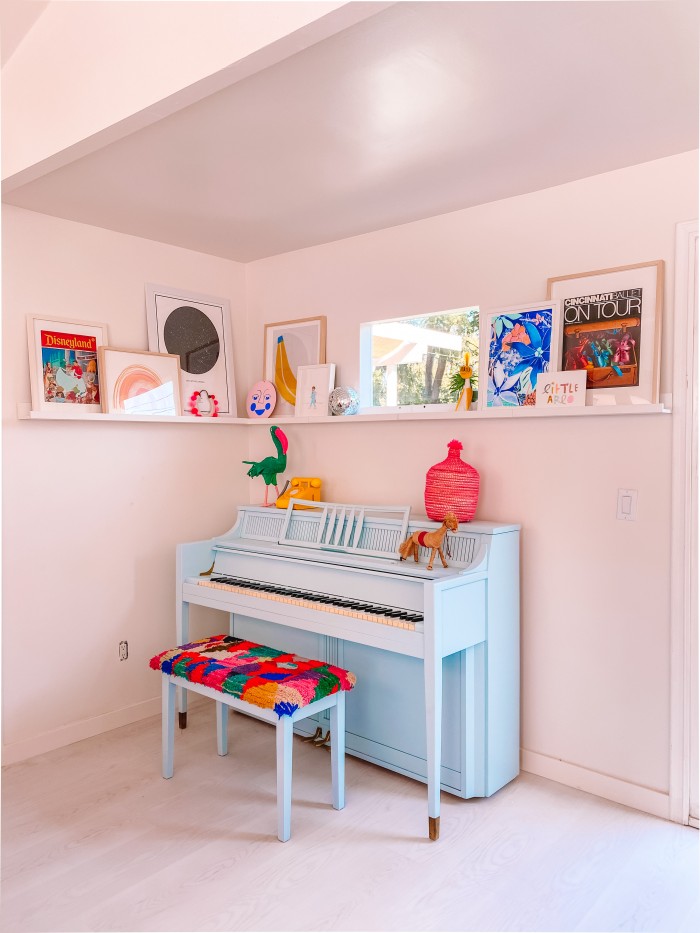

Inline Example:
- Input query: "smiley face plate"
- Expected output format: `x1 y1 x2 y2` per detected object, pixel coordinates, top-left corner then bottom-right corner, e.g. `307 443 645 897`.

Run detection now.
246 380 277 418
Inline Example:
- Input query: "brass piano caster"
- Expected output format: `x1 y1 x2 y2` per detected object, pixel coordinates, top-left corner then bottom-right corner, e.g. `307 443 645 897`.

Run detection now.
178 712 187 730
429 816 440 840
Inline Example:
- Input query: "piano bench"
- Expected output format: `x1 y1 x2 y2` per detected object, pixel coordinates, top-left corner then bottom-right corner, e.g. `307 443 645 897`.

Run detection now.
149 635 356 842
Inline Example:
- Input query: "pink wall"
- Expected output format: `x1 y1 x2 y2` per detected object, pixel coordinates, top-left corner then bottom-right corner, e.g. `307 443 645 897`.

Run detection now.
1 206 249 762
2 153 696 814
244 153 698 802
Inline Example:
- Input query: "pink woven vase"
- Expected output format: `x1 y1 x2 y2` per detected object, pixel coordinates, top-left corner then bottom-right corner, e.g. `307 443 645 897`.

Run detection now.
424 439 480 522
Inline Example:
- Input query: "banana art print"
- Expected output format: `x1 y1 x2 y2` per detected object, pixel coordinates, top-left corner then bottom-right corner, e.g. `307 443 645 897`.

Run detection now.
275 335 297 405
263 317 327 411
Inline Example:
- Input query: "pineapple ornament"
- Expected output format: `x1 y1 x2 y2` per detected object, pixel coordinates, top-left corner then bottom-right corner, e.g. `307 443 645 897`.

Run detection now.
424 439 480 522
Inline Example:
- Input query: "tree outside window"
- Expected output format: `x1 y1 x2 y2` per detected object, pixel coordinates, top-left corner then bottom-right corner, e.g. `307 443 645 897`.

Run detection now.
369 308 479 407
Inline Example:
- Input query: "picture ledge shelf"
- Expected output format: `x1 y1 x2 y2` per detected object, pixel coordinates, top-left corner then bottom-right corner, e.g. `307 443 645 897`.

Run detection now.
18 401 671 424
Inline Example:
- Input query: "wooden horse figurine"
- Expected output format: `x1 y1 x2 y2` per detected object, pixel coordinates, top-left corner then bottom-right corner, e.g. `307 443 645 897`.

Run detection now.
455 352 473 411
398 512 459 570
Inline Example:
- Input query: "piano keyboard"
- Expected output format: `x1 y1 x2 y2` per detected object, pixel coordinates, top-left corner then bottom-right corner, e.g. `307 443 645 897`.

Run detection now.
197 574 423 631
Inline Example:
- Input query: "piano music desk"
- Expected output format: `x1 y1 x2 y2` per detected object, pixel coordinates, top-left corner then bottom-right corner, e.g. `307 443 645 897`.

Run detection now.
176 504 520 839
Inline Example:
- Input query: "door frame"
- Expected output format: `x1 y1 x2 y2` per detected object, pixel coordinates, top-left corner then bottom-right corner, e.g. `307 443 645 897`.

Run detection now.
669 218 699 826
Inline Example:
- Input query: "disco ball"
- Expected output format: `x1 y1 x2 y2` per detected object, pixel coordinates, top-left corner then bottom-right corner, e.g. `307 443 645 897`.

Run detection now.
329 386 360 416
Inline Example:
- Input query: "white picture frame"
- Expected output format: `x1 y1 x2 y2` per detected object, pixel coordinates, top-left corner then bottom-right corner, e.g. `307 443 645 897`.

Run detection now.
295 363 336 417
535 370 587 408
547 261 664 405
27 315 108 414
145 284 236 416
478 300 562 409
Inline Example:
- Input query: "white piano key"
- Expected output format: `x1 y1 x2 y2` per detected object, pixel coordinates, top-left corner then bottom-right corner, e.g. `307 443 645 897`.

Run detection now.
197 578 420 632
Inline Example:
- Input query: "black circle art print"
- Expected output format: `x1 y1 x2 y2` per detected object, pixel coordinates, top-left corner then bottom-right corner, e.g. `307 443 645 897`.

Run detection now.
163 306 220 374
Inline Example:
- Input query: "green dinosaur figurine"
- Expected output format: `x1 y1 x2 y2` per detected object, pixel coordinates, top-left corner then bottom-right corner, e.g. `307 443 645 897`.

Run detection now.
242 424 289 506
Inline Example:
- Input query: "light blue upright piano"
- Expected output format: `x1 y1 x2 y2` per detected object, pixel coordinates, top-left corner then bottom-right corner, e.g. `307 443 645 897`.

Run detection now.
176 501 520 839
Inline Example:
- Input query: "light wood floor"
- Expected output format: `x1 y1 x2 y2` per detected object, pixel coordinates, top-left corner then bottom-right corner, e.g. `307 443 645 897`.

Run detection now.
2 707 698 933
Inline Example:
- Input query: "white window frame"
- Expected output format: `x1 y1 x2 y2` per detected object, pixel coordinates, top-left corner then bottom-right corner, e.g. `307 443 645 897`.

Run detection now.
359 307 479 412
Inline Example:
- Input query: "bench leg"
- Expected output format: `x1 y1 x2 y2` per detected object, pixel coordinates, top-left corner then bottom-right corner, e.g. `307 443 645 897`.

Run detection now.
216 701 229 756
276 716 293 842
330 692 346 811
162 676 176 779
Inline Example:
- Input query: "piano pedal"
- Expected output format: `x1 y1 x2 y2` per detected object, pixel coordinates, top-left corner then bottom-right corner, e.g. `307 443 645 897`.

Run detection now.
301 726 324 743
314 730 331 748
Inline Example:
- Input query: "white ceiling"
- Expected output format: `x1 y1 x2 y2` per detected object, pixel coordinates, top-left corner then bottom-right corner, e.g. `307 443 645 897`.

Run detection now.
3 1 698 262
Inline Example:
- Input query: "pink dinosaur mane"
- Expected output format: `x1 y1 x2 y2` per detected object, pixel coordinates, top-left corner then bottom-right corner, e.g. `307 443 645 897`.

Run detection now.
273 427 289 454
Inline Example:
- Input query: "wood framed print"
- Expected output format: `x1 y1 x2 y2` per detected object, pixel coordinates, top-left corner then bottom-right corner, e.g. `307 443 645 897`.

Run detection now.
27 315 108 413
547 261 664 405
479 301 561 408
98 347 182 416
146 284 236 416
295 363 336 417
263 316 327 414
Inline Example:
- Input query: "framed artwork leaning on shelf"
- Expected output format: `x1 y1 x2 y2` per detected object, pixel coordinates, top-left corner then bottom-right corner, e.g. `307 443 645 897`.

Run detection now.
547 260 664 405
263 316 327 414
478 301 561 408
27 315 108 413
145 284 236 416
98 347 182 416
295 363 336 417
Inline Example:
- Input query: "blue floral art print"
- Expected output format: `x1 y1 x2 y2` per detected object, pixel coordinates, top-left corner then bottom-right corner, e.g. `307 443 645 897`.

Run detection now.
487 308 554 407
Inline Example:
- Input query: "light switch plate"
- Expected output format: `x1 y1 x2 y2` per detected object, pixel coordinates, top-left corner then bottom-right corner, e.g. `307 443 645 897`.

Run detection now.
617 488 638 521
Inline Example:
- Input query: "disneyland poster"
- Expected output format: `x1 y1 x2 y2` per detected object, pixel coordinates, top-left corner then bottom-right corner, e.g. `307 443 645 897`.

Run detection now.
27 317 108 411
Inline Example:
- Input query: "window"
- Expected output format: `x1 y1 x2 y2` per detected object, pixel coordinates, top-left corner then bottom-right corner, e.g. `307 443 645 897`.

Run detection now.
360 307 479 409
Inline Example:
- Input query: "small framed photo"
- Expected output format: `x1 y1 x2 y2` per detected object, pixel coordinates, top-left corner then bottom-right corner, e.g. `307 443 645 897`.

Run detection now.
146 284 236 416
295 364 336 417
263 316 327 414
479 301 561 408
27 315 108 413
98 347 182 416
547 261 664 405
535 370 587 408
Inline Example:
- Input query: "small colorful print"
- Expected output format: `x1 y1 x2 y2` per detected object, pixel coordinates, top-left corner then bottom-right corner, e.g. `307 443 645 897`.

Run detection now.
486 307 555 407
535 370 586 407
41 329 100 405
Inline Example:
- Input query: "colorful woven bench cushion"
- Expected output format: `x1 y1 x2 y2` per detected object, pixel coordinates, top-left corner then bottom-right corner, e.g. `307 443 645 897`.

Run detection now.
149 635 356 718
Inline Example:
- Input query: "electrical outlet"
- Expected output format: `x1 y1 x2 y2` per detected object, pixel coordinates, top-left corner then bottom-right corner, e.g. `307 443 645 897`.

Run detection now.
119 640 129 661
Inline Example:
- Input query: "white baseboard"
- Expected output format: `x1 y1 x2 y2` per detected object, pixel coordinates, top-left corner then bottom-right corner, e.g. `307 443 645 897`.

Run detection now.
521 749 671 820
1 697 162 766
